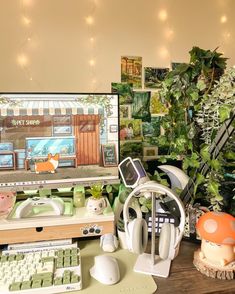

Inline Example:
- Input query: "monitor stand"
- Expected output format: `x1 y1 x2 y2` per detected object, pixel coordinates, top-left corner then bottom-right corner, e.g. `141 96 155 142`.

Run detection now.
0 201 114 245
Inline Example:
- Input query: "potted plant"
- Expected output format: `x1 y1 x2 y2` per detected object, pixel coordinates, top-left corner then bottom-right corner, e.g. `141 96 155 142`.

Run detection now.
86 183 107 215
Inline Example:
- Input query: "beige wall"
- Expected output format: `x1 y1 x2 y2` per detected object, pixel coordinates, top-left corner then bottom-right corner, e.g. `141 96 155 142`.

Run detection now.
0 0 234 93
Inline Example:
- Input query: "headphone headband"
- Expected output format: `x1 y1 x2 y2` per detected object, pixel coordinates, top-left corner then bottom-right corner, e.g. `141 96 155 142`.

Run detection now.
123 182 186 249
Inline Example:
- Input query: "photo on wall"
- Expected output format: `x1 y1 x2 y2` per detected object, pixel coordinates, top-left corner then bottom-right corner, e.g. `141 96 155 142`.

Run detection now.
119 119 142 142
144 67 169 88
150 91 168 115
142 118 161 138
119 105 131 119
143 146 158 161
121 56 142 89
111 82 133 105
132 91 151 122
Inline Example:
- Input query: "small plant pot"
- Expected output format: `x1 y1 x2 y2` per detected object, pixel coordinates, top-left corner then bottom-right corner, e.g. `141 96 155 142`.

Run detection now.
86 197 107 215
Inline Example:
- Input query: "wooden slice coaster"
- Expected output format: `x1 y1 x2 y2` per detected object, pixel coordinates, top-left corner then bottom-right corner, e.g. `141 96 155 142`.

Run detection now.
193 249 235 280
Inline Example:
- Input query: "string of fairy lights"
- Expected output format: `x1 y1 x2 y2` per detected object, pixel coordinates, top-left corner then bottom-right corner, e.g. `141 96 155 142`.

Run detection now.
156 6 232 65
15 1 233 89
85 0 99 91
17 0 33 81
17 0 42 89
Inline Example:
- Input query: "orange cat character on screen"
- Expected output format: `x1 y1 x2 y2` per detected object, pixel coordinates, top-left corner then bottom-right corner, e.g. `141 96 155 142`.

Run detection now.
35 153 60 174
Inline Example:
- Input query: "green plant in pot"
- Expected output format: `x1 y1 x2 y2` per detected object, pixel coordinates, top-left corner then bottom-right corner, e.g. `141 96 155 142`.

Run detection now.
86 183 107 215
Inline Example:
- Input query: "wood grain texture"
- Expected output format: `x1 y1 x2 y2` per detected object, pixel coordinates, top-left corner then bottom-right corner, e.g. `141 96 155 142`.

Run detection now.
149 241 235 294
0 220 115 244
74 114 100 165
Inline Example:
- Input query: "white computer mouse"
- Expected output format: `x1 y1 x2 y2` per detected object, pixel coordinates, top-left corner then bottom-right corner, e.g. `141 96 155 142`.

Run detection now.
100 233 119 252
90 255 120 285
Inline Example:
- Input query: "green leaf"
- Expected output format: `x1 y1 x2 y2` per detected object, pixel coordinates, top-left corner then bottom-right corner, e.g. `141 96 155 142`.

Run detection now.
209 159 221 171
207 181 221 199
190 91 199 101
196 79 206 91
158 156 168 163
139 196 146 205
224 151 235 160
193 173 205 196
141 206 149 213
219 104 232 122
195 173 205 186
159 179 170 187
105 185 113 193
200 145 210 162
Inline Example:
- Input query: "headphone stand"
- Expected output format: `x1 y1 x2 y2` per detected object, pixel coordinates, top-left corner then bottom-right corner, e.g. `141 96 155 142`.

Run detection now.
133 192 172 278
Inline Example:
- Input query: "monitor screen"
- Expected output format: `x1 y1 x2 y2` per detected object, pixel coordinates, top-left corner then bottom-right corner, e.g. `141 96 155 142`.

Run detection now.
0 93 119 191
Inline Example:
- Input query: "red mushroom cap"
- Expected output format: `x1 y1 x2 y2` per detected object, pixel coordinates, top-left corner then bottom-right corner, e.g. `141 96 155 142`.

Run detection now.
196 211 235 245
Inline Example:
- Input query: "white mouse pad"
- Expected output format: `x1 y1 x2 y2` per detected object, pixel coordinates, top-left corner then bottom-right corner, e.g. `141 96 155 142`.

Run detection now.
71 239 157 294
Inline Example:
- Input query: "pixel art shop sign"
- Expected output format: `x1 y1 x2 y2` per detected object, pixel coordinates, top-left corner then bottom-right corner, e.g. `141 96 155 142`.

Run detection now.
5 116 44 128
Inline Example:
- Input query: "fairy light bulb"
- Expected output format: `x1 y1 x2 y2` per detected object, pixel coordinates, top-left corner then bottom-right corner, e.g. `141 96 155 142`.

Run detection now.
17 54 28 67
165 28 174 40
22 0 33 6
89 59 95 66
220 15 227 24
159 47 169 59
158 9 168 22
90 37 94 42
86 16 94 25
223 31 231 40
22 16 31 26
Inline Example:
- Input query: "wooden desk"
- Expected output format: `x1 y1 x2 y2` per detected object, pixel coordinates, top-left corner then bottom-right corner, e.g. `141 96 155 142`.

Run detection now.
150 241 235 294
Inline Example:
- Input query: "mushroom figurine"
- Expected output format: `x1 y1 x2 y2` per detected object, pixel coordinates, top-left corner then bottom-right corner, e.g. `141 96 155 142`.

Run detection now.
193 211 235 280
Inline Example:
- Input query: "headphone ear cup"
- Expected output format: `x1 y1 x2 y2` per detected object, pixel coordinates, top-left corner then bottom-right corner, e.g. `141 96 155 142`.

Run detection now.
159 223 176 260
129 218 148 254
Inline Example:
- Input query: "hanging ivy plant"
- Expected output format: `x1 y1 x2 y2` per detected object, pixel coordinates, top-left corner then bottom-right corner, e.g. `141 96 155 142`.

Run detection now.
156 46 233 212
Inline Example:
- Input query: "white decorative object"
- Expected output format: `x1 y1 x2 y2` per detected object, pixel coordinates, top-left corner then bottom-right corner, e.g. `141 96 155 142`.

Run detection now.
158 165 190 190
86 197 107 215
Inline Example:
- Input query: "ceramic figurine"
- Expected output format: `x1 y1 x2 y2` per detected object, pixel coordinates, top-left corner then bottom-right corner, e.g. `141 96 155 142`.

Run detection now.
35 153 60 174
86 184 107 215
86 197 107 215
193 211 235 280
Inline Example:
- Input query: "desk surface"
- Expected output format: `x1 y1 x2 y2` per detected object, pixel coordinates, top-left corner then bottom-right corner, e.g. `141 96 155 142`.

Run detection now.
151 241 235 294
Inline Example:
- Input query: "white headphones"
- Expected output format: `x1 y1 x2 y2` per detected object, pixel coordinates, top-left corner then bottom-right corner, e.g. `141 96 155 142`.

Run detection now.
123 182 186 260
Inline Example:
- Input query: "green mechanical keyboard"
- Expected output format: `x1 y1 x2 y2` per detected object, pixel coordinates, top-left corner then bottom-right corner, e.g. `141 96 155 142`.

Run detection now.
0 244 82 293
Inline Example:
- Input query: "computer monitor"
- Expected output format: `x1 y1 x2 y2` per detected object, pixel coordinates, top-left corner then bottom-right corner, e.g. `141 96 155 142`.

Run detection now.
0 93 119 191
